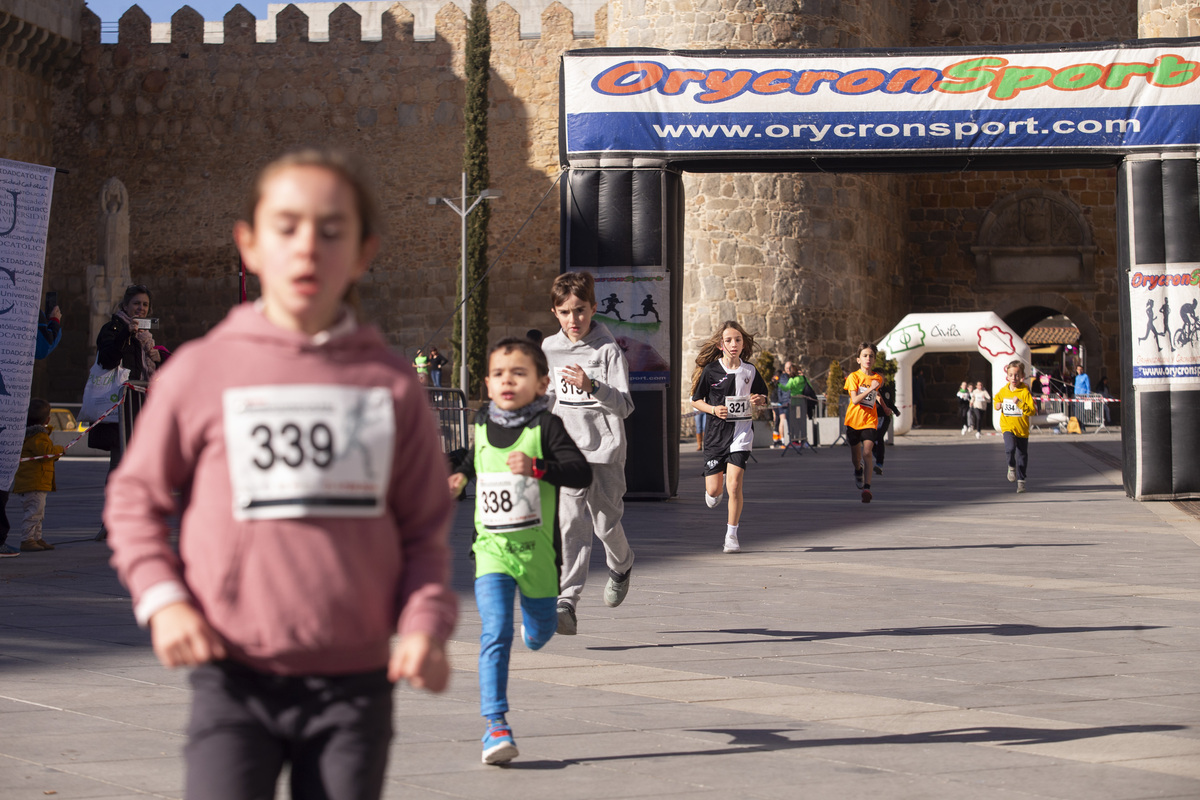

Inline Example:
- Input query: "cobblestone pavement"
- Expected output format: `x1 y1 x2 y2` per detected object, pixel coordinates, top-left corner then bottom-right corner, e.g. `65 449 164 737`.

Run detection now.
2 428 1198 799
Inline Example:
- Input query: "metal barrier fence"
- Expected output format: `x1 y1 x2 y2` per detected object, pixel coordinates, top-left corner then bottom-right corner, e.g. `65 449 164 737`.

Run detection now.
425 387 472 453
1034 394 1116 432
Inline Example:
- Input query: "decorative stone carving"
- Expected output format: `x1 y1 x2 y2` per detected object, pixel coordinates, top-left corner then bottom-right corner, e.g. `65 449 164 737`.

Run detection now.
972 188 1097 288
85 177 131 350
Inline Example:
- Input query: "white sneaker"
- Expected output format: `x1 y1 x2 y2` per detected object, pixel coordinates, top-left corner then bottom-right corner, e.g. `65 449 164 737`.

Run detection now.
723 530 740 553
961 425 967 435
1017 480 1027 494
705 489 724 508
1007 467 1016 482
975 431 981 439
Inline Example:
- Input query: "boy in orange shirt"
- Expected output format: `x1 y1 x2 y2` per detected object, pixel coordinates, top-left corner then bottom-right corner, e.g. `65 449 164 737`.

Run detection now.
843 343 892 503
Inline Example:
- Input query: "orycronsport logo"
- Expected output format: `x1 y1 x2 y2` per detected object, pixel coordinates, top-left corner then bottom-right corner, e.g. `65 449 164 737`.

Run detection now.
1130 269 1200 289
590 55 1200 104
564 107 1169 152
1134 364 1200 379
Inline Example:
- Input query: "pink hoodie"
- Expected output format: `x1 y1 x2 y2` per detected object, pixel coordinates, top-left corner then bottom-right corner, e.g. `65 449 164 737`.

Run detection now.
107 304 457 676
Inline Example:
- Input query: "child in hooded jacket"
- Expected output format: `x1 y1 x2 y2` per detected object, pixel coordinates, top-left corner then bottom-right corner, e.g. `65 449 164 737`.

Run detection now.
106 150 457 800
541 272 636 636
14 399 65 552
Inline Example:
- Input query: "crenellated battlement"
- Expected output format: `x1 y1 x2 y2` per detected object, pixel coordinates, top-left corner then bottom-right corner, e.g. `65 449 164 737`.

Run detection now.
86 1 604 46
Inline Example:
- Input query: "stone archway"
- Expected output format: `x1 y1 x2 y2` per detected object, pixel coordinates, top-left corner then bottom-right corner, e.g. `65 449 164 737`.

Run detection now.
993 293 1105 387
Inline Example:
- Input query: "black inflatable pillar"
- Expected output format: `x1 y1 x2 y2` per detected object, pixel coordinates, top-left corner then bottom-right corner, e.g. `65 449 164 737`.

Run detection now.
1118 153 1200 499
560 167 684 498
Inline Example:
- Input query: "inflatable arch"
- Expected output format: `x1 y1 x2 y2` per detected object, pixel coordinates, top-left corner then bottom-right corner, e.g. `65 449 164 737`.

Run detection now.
560 41 1200 500
877 312 1032 435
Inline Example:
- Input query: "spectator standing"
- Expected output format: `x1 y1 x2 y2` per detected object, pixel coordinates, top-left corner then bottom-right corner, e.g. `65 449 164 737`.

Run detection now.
912 368 927 428
2 302 64 557
428 347 448 387
413 349 431 386
1073 365 1092 431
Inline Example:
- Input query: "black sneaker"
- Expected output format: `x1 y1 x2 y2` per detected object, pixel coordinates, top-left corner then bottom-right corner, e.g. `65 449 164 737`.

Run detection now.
854 467 864 489
873 465 883 475
556 602 577 635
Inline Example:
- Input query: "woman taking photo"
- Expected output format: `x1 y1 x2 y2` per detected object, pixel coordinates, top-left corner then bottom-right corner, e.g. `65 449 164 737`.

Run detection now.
89 284 162 473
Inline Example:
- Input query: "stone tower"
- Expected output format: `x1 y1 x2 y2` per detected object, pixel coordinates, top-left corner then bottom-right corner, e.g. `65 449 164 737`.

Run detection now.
606 0 914 384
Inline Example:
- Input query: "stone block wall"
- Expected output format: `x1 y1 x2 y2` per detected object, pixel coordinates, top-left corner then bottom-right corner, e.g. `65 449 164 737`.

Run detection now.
906 168 1121 424
0 0 83 165
43 1 604 400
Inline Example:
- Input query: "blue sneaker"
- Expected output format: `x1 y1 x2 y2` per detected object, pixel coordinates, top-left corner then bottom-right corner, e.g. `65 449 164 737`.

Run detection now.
482 716 518 764
0 544 19 558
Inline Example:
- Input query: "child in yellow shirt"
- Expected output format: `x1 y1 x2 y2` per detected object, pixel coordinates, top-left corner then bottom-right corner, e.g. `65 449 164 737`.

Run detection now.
993 360 1036 493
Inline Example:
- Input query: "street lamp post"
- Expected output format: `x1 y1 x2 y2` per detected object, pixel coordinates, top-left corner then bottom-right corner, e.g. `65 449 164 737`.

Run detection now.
429 173 500 394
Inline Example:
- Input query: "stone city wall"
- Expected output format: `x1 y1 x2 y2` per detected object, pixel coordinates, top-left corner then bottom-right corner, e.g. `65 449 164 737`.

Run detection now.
43 2 604 399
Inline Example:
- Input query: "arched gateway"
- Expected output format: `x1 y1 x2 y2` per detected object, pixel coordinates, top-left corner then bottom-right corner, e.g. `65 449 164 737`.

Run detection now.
878 312 1032 435
559 41 1200 500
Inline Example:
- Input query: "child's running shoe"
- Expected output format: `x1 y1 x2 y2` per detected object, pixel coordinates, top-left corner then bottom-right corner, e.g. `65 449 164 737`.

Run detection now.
1007 466 1016 482
482 716 518 764
723 530 740 553
556 602 577 636
1017 480 1026 494
861 486 872 503
705 488 724 508
873 465 883 475
603 568 631 608
0 544 19 557
854 467 864 489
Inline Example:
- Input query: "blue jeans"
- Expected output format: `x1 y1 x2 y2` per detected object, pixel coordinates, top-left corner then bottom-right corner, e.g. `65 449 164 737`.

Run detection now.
475 572 557 718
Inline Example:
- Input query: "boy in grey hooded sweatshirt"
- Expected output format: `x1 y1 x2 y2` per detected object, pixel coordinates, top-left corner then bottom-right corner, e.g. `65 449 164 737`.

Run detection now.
542 272 636 635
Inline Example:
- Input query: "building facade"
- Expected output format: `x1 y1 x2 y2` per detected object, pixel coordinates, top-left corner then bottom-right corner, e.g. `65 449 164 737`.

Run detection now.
4 0 1194 420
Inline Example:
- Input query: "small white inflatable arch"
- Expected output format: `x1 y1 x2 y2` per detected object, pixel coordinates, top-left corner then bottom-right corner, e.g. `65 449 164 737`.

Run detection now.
877 312 1032 435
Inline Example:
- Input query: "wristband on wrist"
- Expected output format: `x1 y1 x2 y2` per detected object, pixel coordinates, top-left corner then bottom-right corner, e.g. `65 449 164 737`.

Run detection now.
531 458 545 480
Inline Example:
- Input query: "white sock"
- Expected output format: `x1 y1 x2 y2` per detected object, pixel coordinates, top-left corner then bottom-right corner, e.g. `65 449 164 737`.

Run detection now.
726 524 738 537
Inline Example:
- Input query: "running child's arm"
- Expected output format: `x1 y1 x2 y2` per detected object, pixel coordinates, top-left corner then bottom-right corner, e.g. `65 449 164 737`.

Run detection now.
104 353 226 667
848 376 880 405
591 344 634 419
521 413 592 489
691 362 728 419
750 369 769 406
389 380 458 660
449 445 476 498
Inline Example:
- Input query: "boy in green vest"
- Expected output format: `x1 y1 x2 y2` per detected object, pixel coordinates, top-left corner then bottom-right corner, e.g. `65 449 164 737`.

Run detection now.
449 337 592 765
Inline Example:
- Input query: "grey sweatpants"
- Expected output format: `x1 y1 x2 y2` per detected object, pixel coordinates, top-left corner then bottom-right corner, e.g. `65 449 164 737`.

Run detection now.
558 461 634 608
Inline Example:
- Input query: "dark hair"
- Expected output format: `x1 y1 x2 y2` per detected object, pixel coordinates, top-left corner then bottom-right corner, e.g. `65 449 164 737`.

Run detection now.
857 341 877 357
551 271 596 308
119 284 151 312
488 336 549 377
27 398 51 426
242 149 380 243
525 328 544 345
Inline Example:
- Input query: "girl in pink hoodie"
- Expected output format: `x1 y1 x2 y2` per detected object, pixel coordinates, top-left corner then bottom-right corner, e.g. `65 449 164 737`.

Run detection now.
106 150 457 800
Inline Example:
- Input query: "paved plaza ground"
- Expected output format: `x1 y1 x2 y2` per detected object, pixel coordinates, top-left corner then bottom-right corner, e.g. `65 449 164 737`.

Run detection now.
1 427 1198 799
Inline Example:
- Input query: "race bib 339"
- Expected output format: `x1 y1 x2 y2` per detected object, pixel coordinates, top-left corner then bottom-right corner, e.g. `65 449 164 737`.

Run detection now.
223 385 395 520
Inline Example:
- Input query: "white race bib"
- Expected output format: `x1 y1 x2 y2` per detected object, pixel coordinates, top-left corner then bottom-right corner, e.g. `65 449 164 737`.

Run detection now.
476 472 542 531
1002 398 1022 416
223 385 395 521
857 388 878 408
725 395 752 421
555 367 597 408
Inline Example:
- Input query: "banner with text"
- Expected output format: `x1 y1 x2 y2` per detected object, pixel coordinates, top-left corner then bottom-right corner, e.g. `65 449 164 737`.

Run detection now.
1127 265 1200 386
0 158 56 491
563 43 1200 160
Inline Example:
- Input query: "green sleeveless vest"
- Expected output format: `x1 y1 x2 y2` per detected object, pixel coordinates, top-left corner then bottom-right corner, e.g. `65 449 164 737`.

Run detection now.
472 416 559 598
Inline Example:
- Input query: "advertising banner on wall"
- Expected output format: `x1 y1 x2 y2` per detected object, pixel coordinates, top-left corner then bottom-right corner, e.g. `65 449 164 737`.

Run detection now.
0 158 56 491
571 268 671 385
563 42 1200 160
1127 266 1200 386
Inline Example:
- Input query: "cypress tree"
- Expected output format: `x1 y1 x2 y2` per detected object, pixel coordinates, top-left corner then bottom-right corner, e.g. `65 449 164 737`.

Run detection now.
453 0 491 398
